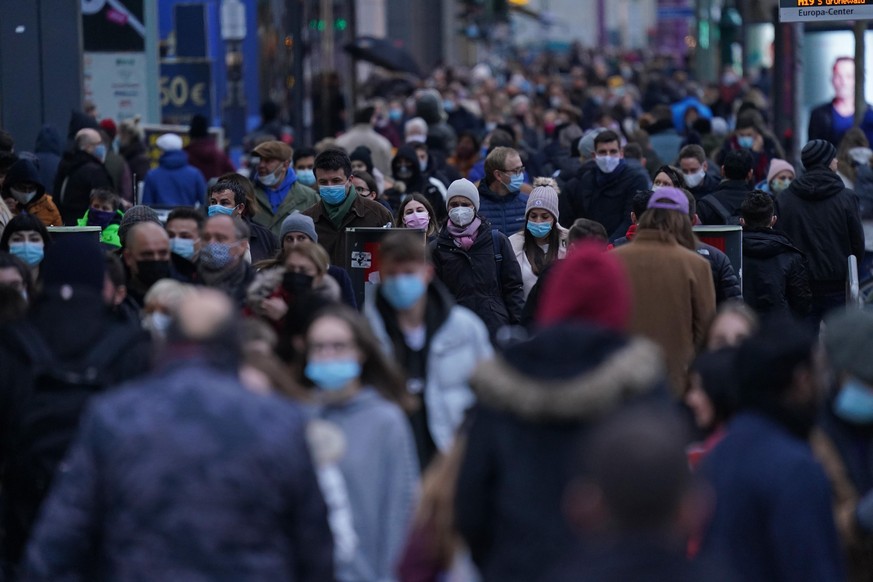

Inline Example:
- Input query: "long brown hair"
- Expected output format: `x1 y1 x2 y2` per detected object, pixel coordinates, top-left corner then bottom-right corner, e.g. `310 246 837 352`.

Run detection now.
522 177 562 275
637 207 696 250
304 304 412 411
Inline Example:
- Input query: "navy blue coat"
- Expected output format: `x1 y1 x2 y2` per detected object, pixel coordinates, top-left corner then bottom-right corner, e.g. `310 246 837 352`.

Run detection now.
24 360 334 582
699 412 844 582
476 182 529 236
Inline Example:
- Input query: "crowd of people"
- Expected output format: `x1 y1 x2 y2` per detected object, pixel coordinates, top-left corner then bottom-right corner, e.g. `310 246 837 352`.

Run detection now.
1 46 873 581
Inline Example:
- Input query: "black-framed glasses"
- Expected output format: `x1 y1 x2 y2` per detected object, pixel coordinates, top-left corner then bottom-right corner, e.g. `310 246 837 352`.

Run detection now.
503 166 525 176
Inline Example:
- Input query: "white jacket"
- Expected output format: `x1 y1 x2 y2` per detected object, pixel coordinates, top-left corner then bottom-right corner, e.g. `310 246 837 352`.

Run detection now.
364 290 493 451
508 228 568 300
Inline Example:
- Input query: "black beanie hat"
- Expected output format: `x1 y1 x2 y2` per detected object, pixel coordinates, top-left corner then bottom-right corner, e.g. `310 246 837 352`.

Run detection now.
801 139 836 170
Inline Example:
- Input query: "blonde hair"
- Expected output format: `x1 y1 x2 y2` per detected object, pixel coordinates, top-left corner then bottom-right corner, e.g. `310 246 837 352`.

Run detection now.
143 279 196 314
284 240 330 276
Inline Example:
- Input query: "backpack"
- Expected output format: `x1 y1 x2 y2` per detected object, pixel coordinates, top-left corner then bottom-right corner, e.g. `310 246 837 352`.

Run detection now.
702 195 741 226
2 322 145 556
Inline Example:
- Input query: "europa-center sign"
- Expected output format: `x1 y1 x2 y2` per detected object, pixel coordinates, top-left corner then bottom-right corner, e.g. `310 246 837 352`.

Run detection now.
780 0 873 22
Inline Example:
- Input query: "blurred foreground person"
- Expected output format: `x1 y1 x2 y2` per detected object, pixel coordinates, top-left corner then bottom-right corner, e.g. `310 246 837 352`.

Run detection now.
544 409 724 582
0 237 150 574
455 243 669 582
23 288 334 581
698 317 844 581
813 310 873 581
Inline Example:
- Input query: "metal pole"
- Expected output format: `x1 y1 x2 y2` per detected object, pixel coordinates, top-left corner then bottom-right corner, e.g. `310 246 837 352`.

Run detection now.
793 22 804 166
144 0 160 123
855 20 866 127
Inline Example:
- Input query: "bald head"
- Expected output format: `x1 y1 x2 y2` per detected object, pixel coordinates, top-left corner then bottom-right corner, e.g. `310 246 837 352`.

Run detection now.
124 222 170 272
76 128 102 151
175 288 235 341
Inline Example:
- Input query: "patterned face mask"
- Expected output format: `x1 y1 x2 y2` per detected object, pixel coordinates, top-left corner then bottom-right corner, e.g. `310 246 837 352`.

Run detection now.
199 241 239 270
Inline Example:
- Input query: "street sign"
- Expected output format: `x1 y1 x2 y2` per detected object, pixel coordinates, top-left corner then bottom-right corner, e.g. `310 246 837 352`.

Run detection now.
779 0 873 23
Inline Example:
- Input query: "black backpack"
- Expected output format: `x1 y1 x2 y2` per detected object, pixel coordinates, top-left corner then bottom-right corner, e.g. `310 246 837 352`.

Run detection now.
2 322 146 560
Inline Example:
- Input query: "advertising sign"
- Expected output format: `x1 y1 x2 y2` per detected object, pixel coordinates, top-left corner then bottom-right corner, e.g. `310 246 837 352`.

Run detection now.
83 52 149 122
780 0 873 23
159 61 214 126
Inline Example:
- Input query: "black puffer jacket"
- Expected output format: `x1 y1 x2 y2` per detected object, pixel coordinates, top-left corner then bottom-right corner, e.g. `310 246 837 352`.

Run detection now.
775 167 865 291
697 179 751 225
742 228 812 318
429 220 524 341
561 160 650 240
696 242 742 304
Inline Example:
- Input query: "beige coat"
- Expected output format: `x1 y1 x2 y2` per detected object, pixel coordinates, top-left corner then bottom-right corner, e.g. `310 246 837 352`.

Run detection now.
612 229 716 395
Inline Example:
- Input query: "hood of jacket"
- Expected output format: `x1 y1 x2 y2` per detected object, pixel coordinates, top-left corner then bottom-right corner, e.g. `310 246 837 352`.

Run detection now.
415 90 445 124
34 125 62 155
2 158 46 198
159 149 190 169
788 167 845 201
471 324 666 422
391 144 424 185
742 228 803 259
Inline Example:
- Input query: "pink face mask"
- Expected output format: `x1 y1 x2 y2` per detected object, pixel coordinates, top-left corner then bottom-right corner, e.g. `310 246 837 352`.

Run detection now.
403 211 430 230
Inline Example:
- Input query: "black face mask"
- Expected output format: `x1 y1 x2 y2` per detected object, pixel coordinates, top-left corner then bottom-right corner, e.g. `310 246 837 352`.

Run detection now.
136 260 171 288
283 271 314 295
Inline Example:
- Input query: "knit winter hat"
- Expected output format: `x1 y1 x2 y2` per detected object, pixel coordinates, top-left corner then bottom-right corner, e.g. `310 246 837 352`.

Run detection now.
766 158 795 183
526 185 560 221
156 133 183 152
118 205 162 248
279 211 318 243
42 235 106 294
801 139 836 170
824 310 873 385
446 178 480 211
536 241 632 332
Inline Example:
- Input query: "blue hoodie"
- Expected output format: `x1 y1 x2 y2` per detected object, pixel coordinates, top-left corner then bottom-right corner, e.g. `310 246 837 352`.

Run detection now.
142 150 207 207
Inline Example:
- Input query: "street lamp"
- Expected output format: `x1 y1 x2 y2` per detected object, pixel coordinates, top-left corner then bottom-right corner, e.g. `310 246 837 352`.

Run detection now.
221 0 247 151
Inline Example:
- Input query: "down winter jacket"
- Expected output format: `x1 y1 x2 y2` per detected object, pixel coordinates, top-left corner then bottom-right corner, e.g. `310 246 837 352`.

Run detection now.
430 221 525 341
2 158 63 226
22 359 334 582
455 325 668 582
476 182 529 236
142 150 207 207
364 281 493 452
560 160 650 240
696 242 742 304
742 228 811 318
776 167 865 292
53 149 113 225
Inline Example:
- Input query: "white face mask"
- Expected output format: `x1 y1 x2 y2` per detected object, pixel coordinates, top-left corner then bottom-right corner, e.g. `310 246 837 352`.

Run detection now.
684 169 706 188
595 155 621 174
259 166 282 187
448 206 475 227
10 187 37 204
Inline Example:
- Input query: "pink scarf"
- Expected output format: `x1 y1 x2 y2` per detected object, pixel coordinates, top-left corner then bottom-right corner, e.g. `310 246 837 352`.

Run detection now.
446 218 482 251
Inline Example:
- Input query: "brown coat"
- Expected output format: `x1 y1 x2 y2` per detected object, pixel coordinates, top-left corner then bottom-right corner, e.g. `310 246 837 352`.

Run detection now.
811 428 873 582
612 229 716 395
303 194 394 267
26 194 63 227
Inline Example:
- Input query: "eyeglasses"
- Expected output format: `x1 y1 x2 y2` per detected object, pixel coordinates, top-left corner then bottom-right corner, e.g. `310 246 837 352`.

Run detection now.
354 186 371 195
503 166 525 176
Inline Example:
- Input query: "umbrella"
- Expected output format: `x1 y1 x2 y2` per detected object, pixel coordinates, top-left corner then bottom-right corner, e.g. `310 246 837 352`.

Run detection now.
344 36 422 78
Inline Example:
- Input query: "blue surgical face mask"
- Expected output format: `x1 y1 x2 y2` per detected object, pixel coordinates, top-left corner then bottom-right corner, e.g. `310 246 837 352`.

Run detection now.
381 273 427 310
170 237 196 261
770 178 792 193
320 183 348 205
388 109 403 122
527 220 552 238
93 144 107 162
9 241 44 266
208 204 235 217
834 377 873 424
737 135 755 149
297 169 316 186
505 173 524 193
305 359 362 391
199 241 237 270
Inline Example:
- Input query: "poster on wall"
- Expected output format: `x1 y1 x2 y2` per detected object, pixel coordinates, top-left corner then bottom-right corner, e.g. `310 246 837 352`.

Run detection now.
83 52 149 122
801 30 873 147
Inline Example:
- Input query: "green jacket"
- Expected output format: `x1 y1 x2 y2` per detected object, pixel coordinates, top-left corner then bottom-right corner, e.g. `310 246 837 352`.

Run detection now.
77 210 123 248
253 182 319 236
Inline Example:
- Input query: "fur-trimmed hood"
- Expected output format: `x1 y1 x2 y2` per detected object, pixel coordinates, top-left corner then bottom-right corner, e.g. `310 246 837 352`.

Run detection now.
472 325 666 422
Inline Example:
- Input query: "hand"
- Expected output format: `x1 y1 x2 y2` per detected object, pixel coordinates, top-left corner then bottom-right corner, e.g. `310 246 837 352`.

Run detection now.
257 296 288 322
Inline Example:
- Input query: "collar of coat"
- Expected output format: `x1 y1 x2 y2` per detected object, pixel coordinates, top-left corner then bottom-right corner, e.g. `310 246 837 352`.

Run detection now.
471 337 664 422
